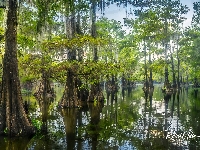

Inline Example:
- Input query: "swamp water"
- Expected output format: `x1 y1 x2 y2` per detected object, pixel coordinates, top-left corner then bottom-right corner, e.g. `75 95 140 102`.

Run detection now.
0 85 200 150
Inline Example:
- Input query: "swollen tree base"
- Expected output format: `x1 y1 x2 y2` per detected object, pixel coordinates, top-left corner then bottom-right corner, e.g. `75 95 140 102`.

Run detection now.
0 80 36 137
87 83 104 102
59 68 81 108
0 55 36 136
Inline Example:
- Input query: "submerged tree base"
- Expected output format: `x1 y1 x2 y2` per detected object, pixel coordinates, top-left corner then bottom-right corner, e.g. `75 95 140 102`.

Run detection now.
58 66 104 108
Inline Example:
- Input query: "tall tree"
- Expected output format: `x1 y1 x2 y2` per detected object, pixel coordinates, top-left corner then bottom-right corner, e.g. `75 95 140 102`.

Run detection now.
155 0 188 90
87 0 104 102
0 0 35 136
131 0 188 91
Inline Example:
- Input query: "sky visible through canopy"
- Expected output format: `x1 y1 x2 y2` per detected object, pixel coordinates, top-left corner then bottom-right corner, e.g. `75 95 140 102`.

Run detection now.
97 0 198 31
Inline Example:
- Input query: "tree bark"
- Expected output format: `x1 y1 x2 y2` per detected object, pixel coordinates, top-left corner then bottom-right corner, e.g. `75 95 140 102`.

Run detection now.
148 41 154 96
177 44 180 91
0 0 35 136
60 3 80 107
60 68 79 107
164 18 169 89
170 47 176 90
87 0 104 102
91 0 98 61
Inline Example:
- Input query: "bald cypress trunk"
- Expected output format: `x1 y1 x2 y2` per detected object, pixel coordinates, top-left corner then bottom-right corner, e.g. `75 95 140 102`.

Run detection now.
87 0 104 102
0 0 35 136
164 18 170 90
91 0 98 61
60 9 80 107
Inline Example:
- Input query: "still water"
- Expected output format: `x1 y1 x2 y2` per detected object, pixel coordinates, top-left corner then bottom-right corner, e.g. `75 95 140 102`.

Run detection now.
0 85 200 150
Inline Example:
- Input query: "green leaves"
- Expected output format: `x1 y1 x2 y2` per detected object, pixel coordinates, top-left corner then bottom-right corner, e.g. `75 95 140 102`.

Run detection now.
41 34 107 51
179 26 200 79
32 119 42 131
192 2 200 26
0 27 4 42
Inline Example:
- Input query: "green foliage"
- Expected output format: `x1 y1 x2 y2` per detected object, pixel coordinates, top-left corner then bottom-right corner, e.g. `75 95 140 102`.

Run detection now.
18 53 41 83
0 27 4 42
77 61 121 84
192 2 200 26
133 9 164 41
151 58 165 76
179 27 200 79
17 34 36 50
32 119 42 131
41 34 107 51
3 128 8 134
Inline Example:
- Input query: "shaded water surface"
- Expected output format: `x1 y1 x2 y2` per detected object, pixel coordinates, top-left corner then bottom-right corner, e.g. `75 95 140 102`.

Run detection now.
0 85 200 150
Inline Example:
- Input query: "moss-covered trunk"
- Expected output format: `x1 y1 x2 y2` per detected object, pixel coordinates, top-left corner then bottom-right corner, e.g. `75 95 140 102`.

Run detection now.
0 0 35 136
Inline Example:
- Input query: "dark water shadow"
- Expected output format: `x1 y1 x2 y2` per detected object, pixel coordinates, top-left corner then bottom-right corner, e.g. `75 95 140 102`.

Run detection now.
87 102 104 150
61 108 78 150
0 136 32 150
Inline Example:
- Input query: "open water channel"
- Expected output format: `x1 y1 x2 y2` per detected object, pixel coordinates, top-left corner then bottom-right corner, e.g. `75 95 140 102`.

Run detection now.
0 84 200 150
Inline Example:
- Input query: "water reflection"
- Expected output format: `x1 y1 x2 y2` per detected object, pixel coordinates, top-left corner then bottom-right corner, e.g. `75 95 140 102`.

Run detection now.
0 137 31 150
61 108 78 149
1 85 200 149
88 102 104 150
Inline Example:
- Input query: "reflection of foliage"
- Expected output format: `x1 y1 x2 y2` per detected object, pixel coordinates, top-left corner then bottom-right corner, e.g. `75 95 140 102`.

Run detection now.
78 99 140 147
28 133 66 149
167 88 200 148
